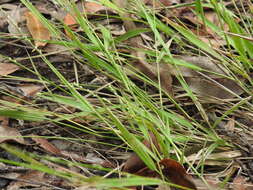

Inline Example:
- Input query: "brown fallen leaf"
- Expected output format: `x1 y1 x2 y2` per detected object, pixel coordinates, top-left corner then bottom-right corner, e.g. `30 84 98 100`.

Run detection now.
64 13 79 38
16 84 44 97
144 0 179 8
64 13 77 27
0 116 9 128
122 130 196 189
31 135 114 167
31 136 62 155
232 175 253 190
63 1 109 38
0 116 25 144
7 170 45 190
34 2 64 21
160 158 197 190
159 56 244 99
187 150 241 166
162 5 229 49
232 175 247 190
169 56 226 77
192 176 221 190
0 11 8 29
184 77 243 99
24 11 50 48
7 6 29 37
191 12 228 49
134 166 158 178
204 11 230 34
0 63 19 76
0 83 44 105
224 117 235 132
123 132 160 173
84 1 108 14
129 158 197 190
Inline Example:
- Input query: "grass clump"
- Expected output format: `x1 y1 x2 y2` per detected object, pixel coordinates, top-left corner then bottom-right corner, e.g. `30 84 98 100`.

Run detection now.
0 0 253 189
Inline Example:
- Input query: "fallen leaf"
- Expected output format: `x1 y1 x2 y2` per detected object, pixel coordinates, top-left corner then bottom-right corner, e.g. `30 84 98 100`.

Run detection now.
204 11 230 33
63 1 111 38
43 43 75 62
64 13 77 27
232 175 253 190
123 132 160 173
162 56 244 99
24 11 50 47
34 2 64 21
0 5 15 29
63 13 79 38
121 130 196 189
197 35 226 49
0 117 25 144
169 56 225 77
129 158 197 189
160 158 197 190
144 0 179 8
180 8 230 49
0 0 15 3
31 136 62 155
0 63 19 76
32 136 114 167
192 176 221 190
185 77 243 99
224 117 235 132
134 166 158 178
163 4 194 19
7 170 45 190
0 84 43 105
7 6 28 37
0 116 9 127
16 84 44 97
84 2 107 14
187 150 241 163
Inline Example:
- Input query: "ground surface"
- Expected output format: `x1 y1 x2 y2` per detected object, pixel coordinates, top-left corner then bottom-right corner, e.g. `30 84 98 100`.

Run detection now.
0 0 253 190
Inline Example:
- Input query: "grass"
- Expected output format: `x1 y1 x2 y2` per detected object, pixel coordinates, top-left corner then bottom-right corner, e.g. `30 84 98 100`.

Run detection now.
0 0 253 189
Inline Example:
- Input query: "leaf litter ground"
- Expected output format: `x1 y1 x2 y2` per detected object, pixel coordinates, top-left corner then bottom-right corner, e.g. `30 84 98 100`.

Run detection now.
0 0 253 189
